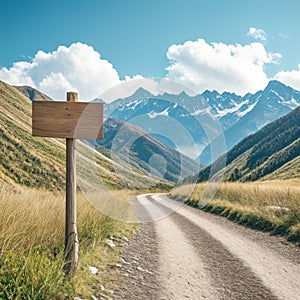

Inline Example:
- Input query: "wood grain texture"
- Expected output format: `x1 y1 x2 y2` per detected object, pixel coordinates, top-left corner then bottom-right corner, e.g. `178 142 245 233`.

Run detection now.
32 101 103 139
65 92 79 276
65 137 79 275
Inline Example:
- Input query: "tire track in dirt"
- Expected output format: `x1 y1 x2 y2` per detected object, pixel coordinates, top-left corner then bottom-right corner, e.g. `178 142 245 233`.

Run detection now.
146 195 277 299
114 194 299 299
143 195 216 299
151 193 300 300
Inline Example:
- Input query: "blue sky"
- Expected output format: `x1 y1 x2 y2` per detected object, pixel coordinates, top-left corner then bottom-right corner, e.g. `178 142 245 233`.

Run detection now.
1 0 300 100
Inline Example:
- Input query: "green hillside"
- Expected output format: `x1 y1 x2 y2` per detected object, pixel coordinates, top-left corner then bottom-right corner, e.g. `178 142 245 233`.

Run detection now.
196 106 300 182
0 80 169 190
0 81 65 189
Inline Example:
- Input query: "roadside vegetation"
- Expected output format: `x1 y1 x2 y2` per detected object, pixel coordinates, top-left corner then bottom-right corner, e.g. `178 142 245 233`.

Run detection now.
171 180 300 243
0 184 142 299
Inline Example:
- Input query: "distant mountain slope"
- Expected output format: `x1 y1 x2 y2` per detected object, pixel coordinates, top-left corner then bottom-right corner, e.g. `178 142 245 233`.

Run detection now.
97 117 201 182
0 80 171 190
196 106 300 182
199 81 300 165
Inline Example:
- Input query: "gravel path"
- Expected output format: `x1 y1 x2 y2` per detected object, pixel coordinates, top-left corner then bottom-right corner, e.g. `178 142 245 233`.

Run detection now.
112 194 300 300
112 196 161 300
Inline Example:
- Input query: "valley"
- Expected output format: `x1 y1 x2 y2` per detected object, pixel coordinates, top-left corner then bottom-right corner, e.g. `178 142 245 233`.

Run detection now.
0 79 299 299
1 2 300 299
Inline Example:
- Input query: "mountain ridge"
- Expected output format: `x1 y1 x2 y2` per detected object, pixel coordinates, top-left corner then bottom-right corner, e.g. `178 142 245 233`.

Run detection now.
199 80 300 164
194 106 300 183
102 80 300 161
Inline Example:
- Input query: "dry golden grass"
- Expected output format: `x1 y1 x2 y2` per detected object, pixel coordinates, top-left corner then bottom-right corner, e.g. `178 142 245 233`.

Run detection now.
171 180 300 242
172 181 300 208
0 183 137 299
0 186 63 253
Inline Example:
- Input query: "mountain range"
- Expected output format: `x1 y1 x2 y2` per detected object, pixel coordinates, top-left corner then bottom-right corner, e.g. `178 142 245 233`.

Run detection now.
1 77 299 190
102 80 300 164
199 80 300 165
194 105 300 183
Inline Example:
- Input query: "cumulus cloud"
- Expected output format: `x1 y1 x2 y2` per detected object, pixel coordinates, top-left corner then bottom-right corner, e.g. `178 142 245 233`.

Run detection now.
0 39 292 101
166 38 281 95
247 27 268 42
0 43 121 100
274 64 300 90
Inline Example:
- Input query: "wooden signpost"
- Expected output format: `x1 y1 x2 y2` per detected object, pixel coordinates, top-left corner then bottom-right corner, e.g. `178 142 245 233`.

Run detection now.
32 92 103 275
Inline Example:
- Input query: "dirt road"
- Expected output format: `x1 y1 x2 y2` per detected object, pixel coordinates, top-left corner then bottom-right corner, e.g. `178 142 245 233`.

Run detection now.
113 194 300 300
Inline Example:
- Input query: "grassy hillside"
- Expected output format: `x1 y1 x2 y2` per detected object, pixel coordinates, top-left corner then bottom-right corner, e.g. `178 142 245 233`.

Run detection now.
0 80 65 189
196 106 300 183
0 80 170 190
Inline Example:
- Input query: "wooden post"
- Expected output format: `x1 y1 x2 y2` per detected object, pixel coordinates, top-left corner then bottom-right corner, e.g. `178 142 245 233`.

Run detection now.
64 92 79 275
32 92 103 276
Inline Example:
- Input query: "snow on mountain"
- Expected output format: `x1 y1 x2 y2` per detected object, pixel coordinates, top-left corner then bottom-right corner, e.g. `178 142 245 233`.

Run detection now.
148 108 170 119
103 80 300 162
199 80 300 165
237 101 257 118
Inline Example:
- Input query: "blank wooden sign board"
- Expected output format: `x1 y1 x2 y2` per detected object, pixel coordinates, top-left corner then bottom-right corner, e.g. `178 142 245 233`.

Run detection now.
32 92 103 275
32 101 103 138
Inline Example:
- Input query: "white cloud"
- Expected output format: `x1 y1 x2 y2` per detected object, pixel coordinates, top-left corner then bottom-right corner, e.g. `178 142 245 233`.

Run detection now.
0 42 121 100
247 27 268 42
166 38 281 95
1 39 294 101
274 64 300 90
